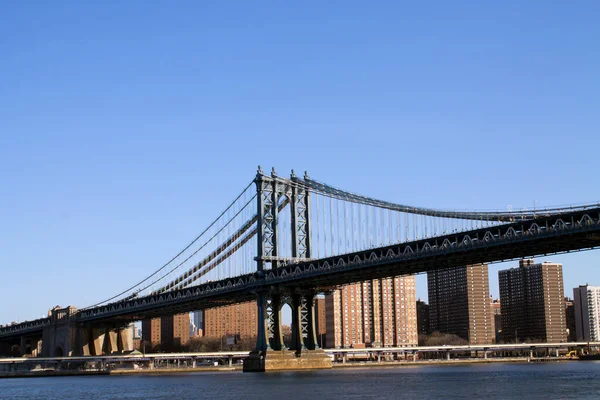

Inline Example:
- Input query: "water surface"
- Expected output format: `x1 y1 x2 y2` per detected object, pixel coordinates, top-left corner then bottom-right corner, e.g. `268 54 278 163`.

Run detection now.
2 362 600 399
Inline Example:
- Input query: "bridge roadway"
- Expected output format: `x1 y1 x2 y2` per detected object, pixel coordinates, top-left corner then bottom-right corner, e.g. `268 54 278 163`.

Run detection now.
2 207 600 340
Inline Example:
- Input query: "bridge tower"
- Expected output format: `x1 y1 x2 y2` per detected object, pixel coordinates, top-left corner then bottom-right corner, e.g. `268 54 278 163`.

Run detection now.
245 167 329 371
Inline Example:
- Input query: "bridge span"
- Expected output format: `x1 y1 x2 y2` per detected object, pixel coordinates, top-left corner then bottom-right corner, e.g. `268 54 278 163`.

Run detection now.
1 167 599 371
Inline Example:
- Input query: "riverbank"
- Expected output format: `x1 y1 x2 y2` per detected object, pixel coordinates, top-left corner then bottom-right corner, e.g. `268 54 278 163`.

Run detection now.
0 357 575 378
0 365 241 379
332 356 571 369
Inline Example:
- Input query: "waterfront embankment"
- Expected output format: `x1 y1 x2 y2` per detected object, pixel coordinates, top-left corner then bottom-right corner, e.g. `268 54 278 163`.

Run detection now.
0 356 574 378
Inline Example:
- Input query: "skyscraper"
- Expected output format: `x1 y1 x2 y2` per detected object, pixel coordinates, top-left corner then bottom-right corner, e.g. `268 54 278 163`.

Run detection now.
193 311 203 333
314 297 327 347
573 285 600 341
491 299 502 343
565 297 576 342
325 276 417 348
428 264 494 344
499 259 566 343
416 300 430 336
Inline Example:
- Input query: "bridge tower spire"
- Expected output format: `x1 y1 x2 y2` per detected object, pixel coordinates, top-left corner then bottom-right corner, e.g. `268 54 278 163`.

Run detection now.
291 170 312 259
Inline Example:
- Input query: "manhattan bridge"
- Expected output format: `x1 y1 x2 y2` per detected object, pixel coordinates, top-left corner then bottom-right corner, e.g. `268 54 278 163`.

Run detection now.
1 167 599 370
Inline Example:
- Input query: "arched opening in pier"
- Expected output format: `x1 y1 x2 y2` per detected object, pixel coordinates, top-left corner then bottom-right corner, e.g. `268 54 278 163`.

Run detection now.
55 346 64 357
281 302 292 348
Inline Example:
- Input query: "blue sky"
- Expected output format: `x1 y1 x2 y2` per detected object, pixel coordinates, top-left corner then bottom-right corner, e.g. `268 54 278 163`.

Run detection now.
1 1 599 324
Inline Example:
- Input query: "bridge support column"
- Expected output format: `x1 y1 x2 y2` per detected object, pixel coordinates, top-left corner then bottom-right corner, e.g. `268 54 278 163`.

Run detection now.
76 327 91 356
105 329 119 354
289 291 319 352
305 292 319 350
254 291 269 353
118 327 133 352
289 293 306 353
19 337 26 357
267 293 284 351
91 328 106 356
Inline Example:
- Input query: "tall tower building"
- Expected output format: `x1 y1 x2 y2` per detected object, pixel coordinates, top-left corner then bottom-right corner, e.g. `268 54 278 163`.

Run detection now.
573 285 600 341
491 299 502 343
193 311 203 333
142 317 161 348
314 297 327 347
204 301 257 339
565 297 576 342
325 275 417 348
428 264 494 344
499 259 566 343
416 300 430 336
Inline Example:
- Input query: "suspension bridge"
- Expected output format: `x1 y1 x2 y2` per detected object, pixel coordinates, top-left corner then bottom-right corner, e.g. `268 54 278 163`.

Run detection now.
2 167 600 371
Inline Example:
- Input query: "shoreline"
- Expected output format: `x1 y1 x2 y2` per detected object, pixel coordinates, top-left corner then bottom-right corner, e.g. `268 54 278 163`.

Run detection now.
0 357 574 378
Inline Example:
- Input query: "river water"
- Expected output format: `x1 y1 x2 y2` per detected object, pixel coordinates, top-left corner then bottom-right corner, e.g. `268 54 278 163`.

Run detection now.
2 362 600 399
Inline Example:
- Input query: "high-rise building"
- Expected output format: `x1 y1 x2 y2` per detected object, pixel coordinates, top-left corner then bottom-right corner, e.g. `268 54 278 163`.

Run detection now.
416 300 430 336
428 264 494 344
499 259 566 343
491 299 501 343
142 313 190 350
314 297 327 347
193 311 203 333
204 301 257 339
325 276 417 348
161 313 191 349
573 285 600 342
142 317 161 348
565 297 576 342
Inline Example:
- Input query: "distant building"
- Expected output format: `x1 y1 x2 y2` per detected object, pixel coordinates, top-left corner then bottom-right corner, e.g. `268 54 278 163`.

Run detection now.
314 297 327 347
193 311 203 334
565 297 576 342
573 285 600 341
428 264 494 344
142 313 190 350
204 301 257 339
325 276 417 348
132 325 142 339
416 300 430 336
491 299 501 343
499 259 566 343
142 318 161 348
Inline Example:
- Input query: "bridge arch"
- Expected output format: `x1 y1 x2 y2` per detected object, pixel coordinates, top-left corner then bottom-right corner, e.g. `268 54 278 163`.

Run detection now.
54 346 64 357
280 301 292 348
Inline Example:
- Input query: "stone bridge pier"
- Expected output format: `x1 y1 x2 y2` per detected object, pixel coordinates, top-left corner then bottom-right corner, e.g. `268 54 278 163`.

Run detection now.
38 306 133 357
20 335 43 357
243 288 332 372
42 323 133 357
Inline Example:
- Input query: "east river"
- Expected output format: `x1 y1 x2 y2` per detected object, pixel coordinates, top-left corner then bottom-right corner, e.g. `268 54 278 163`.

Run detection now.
2 362 600 399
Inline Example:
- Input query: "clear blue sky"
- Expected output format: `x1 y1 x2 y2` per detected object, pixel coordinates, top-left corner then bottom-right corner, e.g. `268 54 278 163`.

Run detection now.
1 1 599 324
